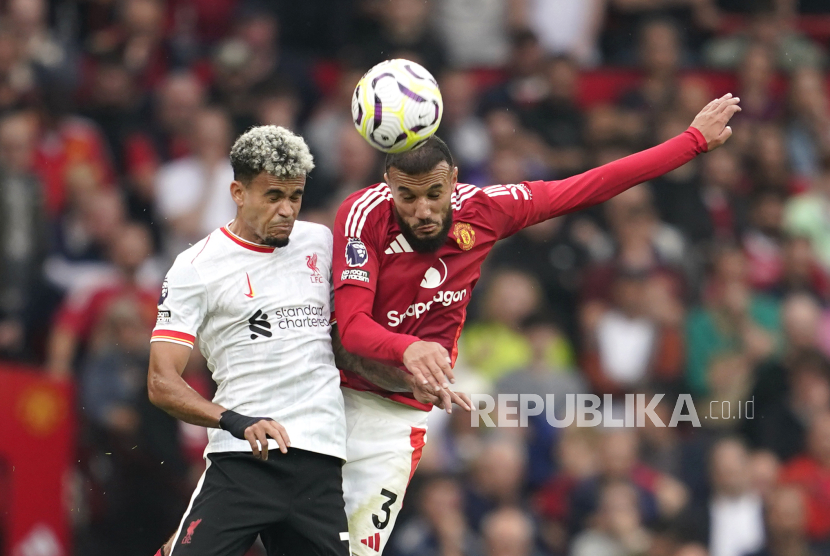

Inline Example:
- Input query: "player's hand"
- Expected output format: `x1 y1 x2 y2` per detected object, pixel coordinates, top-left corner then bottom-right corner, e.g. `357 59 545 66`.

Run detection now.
219 409 291 460
690 92 741 151
244 419 290 460
407 375 471 414
403 341 455 392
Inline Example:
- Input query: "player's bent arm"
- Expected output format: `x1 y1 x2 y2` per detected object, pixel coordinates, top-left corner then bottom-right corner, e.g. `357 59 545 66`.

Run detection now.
147 341 225 427
148 341 290 459
331 324 411 393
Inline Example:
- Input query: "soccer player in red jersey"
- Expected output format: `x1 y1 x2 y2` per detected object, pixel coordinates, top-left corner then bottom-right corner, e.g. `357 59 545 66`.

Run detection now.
333 93 741 555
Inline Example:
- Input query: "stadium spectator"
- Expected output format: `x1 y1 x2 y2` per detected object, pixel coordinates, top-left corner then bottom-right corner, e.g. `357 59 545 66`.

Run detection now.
77 298 189 556
0 111 45 358
46 222 158 378
520 56 588 176
154 107 236 254
481 507 540 556
784 156 830 272
703 6 826 71
746 486 814 556
480 29 548 114
746 348 830 461
767 236 830 301
392 475 481 556
356 0 447 75
582 267 685 395
570 480 652 556
785 67 830 179
685 246 780 396
438 70 491 182
685 438 766 556
779 412 830 542
465 435 528 531
433 0 509 69
513 0 606 67
460 269 553 382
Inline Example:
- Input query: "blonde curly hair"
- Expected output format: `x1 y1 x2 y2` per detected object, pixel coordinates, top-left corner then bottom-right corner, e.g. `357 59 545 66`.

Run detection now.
230 125 314 182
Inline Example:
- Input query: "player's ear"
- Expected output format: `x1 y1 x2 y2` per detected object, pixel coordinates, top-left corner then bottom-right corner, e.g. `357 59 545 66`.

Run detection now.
230 180 245 207
383 171 390 185
450 166 458 185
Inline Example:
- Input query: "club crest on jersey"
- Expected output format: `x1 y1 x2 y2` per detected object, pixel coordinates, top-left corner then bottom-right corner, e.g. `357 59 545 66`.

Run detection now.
346 237 368 267
306 253 325 284
453 222 476 251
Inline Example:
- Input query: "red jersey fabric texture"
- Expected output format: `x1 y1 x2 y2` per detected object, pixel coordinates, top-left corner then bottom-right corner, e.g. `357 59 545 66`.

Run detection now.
333 127 707 410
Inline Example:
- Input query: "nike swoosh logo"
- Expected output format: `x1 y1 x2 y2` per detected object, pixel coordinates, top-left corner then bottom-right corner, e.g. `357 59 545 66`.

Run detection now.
244 273 255 298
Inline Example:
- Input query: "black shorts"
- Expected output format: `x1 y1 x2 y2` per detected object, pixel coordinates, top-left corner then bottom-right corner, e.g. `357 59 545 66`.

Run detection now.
168 449 349 556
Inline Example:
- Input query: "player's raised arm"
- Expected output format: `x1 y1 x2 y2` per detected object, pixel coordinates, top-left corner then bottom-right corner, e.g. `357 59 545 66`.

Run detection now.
490 93 741 237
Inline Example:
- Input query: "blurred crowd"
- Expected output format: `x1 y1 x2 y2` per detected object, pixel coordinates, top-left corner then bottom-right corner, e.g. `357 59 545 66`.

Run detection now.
2 0 830 555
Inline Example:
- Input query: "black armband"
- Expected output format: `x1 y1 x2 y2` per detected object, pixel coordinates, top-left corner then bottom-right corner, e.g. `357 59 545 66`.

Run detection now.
219 410 273 440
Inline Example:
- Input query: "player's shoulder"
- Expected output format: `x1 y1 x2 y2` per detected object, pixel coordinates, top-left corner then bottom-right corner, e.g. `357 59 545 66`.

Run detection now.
335 182 393 238
457 182 534 211
291 220 333 248
168 230 220 278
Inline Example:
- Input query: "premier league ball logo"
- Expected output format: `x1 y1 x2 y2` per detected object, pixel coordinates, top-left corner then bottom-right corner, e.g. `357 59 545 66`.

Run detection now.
346 237 368 267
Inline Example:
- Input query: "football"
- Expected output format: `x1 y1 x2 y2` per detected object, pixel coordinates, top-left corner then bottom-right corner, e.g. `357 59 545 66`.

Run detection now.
351 59 443 153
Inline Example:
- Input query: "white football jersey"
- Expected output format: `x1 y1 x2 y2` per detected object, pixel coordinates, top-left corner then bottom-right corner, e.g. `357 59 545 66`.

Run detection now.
151 221 346 460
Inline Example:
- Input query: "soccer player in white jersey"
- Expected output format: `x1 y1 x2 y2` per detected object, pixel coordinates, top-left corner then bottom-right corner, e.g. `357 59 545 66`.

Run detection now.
147 126 443 556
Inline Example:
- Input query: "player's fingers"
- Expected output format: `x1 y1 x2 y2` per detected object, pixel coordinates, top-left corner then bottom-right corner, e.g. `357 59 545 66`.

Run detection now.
254 427 269 460
423 360 447 392
244 428 260 459
427 352 452 388
450 391 472 412
409 365 430 387
439 387 453 414
269 422 290 453
715 97 740 114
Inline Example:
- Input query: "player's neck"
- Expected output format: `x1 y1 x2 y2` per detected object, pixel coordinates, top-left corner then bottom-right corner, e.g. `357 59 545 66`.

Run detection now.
227 218 268 246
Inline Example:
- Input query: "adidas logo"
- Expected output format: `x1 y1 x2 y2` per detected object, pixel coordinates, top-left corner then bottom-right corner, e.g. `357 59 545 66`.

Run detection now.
359 532 381 552
385 234 413 254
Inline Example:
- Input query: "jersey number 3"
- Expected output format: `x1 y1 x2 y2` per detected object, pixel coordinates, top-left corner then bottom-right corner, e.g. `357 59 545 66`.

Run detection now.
372 489 398 530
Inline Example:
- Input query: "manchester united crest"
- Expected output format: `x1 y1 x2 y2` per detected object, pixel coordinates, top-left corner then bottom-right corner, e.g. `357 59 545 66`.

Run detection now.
453 222 476 251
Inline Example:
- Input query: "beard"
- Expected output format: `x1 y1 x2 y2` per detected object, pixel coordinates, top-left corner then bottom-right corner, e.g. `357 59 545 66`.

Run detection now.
263 236 290 248
395 209 453 253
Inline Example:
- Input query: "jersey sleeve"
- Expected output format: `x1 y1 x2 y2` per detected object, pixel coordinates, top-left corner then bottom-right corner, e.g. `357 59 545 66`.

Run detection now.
332 190 420 363
150 258 207 349
483 127 708 238
332 192 383 293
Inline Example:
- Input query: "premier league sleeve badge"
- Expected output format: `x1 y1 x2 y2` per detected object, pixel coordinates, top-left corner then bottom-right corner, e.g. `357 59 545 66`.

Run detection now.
345 237 369 267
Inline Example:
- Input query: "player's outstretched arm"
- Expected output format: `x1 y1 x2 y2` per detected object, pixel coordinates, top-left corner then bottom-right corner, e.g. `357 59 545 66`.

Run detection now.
496 94 742 235
148 342 290 460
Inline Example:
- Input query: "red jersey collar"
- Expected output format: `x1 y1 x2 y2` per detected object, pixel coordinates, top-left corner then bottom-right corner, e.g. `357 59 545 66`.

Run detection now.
220 223 276 253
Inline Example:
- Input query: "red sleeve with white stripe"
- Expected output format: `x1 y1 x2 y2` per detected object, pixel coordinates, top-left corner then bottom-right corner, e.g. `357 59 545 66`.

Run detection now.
332 185 389 293
483 127 708 238
150 257 207 349
332 185 421 363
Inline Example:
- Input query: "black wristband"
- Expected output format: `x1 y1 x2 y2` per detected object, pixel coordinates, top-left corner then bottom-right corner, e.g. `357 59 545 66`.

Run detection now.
219 410 274 440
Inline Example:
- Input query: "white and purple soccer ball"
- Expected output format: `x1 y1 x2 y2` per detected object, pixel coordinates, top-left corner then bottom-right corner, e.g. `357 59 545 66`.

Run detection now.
351 59 443 154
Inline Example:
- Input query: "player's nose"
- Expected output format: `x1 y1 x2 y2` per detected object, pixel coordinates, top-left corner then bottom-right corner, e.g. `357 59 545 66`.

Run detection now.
413 198 432 220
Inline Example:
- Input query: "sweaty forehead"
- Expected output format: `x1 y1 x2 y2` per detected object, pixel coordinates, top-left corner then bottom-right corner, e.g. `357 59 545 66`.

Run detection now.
388 162 451 190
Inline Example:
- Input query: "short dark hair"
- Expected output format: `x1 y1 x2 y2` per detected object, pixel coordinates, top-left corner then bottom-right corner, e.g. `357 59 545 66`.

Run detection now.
385 135 454 175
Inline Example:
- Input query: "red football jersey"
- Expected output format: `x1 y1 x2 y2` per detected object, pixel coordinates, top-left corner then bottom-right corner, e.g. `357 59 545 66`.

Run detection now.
333 127 708 410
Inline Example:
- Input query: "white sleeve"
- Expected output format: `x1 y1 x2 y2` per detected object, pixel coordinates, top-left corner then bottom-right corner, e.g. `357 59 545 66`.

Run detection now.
150 258 207 349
